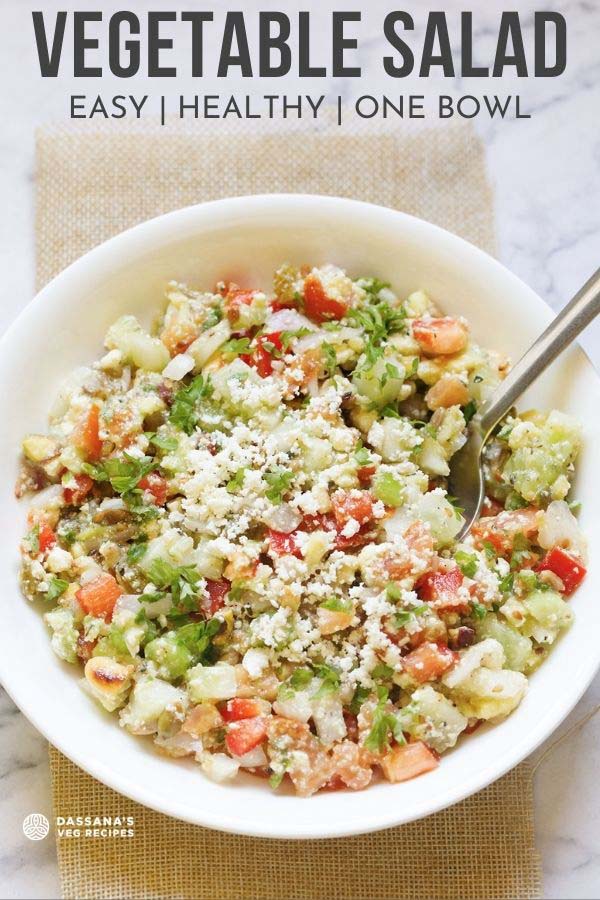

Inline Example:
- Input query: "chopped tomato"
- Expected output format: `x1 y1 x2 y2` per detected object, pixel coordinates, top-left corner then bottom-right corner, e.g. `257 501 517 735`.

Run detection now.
225 716 268 756
267 717 334 795
343 711 359 742
76 572 122 621
300 510 373 552
472 507 539 555
417 567 464 607
268 529 302 558
138 472 168 506
322 774 346 791
224 289 258 325
464 719 483 735
317 607 354 635
412 317 468 356
330 741 372 790
38 522 57 553
301 513 335 533
303 274 348 323
380 741 439 783
402 642 457 683
425 373 470 410
536 546 586 596
222 698 267 723
380 522 435 581
482 496 504 517
63 474 94 506
331 490 376 529
356 464 376 485
334 524 375 552
202 579 230 616
72 404 103 461
270 297 296 312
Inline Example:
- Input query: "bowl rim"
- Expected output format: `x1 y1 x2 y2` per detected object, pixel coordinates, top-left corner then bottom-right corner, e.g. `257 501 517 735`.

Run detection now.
1 193 599 838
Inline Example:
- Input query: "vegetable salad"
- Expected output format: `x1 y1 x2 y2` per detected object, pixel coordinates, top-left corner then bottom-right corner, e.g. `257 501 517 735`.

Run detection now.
18 265 587 795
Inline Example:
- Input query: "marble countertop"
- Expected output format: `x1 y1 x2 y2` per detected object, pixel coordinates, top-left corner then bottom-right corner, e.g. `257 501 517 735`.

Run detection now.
1 1 599 897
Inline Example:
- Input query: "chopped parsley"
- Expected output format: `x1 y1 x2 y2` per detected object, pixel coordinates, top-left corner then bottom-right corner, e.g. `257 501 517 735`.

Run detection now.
364 686 406 753
169 374 213 435
83 453 155 495
264 467 294 504
321 342 337 377
148 432 178 452
222 337 252 358
46 577 69 603
320 596 352 613
470 601 487 621
455 550 478 579
226 468 247 494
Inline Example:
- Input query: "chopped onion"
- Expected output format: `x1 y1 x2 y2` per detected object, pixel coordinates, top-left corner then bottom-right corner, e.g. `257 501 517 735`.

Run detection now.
538 500 587 562
197 751 240 782
155 731 203 758
231 745 268 768
29 484 64 509
162 353 194 381
114 594 140 615
383 508 414 540
265 309 316 333
263 502 302 534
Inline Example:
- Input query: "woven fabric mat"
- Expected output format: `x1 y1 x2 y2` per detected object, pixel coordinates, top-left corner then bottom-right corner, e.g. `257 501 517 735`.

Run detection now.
37 121 542 900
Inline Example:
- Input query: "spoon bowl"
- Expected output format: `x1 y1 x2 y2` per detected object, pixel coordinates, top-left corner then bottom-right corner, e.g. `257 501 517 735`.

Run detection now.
449 267 600 538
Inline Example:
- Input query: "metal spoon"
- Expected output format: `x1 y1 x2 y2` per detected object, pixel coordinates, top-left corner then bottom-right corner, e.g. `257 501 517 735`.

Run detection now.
449 267 600 540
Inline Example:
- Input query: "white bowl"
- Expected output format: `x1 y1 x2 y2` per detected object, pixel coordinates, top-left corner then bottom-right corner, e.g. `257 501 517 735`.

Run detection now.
0 195 598 839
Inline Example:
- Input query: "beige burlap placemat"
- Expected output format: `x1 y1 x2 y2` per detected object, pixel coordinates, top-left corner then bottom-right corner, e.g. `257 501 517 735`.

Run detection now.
37 121 542 900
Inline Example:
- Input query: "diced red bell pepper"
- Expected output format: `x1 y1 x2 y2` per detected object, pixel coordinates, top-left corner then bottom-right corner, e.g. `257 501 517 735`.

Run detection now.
76 572 122 621
225 716 268 756
72 404 103 461
402 642 457 684
356 464 376 485
303 275 348 323
255 332 283 377
270 297 296 312
138 472 168 506
268 529 302 558
203 578 231 616
38 522 57 553
331 490 376 529
417 568 464 605
222 698 266 723
63 474 94 506
536 546 587 596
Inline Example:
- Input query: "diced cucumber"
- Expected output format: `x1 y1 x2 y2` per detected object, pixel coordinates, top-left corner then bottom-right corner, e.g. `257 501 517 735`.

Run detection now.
415 490 463 546
476 613 532 673
418 435 449 477
105 315 170 373
22 434 59 463
187 319 231 371
352 356 406 406
373 471 404 507
524 589 573 631
145 633 193 681
503 411 581 502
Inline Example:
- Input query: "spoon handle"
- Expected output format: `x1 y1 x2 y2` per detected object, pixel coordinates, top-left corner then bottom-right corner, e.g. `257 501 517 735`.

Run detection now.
479 267 600 436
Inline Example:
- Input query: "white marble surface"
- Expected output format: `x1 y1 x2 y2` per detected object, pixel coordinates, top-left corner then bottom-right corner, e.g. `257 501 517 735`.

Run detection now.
0 1 599 898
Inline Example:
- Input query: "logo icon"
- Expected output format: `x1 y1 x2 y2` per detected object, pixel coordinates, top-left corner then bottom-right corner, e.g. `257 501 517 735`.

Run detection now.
22 813 50 841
